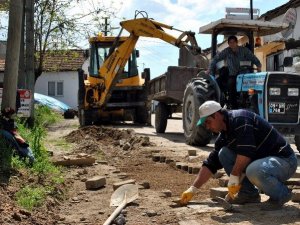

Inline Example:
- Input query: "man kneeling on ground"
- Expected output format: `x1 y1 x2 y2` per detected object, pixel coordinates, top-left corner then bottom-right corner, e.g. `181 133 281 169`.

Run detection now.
180 101 297 210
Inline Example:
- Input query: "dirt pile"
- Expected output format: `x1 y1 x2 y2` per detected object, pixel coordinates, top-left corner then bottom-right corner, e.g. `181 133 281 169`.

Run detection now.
65 126 154 155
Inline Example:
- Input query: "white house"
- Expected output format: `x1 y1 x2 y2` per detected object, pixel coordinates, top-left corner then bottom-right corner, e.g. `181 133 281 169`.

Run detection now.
0 48 88 109
35 50 88 109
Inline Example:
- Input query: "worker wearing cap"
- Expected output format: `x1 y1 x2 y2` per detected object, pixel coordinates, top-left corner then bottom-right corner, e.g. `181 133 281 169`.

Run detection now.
180 100 297 210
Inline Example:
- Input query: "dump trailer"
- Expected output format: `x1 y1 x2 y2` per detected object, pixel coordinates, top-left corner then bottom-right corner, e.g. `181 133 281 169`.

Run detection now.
78 11 205 126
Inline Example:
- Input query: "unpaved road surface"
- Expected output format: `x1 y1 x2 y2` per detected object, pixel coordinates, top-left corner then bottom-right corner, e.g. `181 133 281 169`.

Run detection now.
43 114 300 225
2 114 299 225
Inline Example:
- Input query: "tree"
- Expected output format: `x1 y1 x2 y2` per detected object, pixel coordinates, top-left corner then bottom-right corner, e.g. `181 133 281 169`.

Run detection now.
1 0 22 111
33 0 123 81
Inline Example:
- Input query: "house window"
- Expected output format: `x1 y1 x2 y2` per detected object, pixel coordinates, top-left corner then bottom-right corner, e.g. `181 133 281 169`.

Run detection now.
48 81 55 96
48 81 64 96
57 81 64 96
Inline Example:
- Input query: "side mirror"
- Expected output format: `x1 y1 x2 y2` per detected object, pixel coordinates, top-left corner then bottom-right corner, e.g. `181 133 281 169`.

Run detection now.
136 50 140 58
283 57 293 67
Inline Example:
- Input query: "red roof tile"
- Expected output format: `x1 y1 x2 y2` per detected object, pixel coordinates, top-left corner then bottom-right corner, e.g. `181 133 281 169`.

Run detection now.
0 49 87 72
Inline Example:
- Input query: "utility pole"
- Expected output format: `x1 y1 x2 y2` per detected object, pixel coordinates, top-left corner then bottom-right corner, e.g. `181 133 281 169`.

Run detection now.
25 0 35 121
2 0 23 111
103 17 109 36
18 1 26 89
250 0 253 20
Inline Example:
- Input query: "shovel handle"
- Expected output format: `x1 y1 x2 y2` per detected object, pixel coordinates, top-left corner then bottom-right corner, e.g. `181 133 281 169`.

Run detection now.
103 201 126 225
103 193 128 225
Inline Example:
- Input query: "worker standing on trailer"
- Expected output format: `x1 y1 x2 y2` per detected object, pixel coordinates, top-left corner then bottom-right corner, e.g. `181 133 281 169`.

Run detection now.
180 100 297 210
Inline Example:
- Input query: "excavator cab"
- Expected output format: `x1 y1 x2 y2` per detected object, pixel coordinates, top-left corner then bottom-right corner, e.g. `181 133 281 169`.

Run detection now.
78 35 150 126
89 38 139 80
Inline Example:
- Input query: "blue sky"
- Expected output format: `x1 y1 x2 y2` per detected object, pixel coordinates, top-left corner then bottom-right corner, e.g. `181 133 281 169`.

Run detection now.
105 0 289 78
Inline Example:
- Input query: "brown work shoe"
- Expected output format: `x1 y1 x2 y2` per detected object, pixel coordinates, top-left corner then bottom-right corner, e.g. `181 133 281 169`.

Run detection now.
227 193 261 205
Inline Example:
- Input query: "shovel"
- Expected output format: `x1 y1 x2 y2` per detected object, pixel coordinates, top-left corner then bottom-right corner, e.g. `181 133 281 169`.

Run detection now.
103 184 139 225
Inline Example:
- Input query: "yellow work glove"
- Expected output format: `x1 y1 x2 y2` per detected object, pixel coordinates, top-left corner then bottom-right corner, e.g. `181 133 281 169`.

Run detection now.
227 174 241 199
180 186 198 205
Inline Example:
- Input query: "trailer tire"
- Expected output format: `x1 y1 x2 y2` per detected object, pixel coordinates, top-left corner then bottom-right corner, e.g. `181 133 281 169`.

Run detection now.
295 135 300 152
155 102 168 133
183 78 217 146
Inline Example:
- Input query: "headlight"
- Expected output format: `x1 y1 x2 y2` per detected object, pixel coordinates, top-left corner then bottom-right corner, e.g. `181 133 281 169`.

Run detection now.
269 87 281 95
288 88 299 96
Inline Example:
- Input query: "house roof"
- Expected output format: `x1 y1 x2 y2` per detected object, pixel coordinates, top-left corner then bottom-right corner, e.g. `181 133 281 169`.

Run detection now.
0 49 87 72
42 49 87 72
260 0 300 21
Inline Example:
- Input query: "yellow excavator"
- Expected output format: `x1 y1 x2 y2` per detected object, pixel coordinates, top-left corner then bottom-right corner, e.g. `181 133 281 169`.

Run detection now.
78 11 204 126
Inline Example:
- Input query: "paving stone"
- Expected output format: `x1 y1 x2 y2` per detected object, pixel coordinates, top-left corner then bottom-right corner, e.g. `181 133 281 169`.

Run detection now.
152 155 160 162
285 178 300 186
292 189 300 202
85 176 106 190
113 179 136 191
165 159 174 164
210 187 227 200
292 170 300 178
181 164 189 172
159 156 166 163
188 149 197 156
176 163 183 169
192 166 200 174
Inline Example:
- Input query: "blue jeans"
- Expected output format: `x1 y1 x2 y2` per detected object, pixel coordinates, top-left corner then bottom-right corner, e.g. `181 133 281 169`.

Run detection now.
0 129 35 164
219 147 297 201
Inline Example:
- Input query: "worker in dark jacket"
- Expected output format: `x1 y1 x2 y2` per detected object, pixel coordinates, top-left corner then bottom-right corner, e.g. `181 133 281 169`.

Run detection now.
0 107 35 165
180 101 297 210
206 35 262 109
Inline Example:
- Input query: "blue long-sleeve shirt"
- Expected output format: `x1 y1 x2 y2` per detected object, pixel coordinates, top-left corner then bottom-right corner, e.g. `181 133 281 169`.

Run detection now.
202 109 293 174
209 46 262 76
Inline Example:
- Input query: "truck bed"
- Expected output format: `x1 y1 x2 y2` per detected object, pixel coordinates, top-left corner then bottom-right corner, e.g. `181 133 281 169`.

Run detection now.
149 66 201 104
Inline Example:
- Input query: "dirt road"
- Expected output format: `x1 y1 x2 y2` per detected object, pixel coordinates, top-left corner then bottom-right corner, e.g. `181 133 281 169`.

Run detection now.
46 115 300 225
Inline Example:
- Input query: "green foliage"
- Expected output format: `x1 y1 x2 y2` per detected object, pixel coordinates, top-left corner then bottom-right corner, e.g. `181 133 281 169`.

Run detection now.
16 186 47 211
12 105 64 210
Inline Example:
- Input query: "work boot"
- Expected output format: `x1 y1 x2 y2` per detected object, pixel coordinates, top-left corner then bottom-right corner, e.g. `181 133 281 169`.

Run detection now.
261 191 292 211
227 192 261 205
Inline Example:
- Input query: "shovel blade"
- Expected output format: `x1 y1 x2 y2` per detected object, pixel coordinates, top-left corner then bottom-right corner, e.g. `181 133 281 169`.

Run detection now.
110 184 139 207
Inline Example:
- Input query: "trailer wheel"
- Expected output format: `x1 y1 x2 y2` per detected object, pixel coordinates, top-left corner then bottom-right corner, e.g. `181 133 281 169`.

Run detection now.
155 102 168 133
183 78 217 146
295 135 300 152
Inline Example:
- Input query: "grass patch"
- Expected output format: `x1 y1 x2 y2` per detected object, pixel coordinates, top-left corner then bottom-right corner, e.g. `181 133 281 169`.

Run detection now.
16 186 47 211
51 138 73 151
13 105 65 210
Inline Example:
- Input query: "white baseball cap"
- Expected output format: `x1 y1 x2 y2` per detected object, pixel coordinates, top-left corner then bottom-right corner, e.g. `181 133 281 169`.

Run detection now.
197 101 222 126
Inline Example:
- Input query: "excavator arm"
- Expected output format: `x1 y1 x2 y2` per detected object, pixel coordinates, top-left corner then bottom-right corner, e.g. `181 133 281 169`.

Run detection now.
97 16 204 107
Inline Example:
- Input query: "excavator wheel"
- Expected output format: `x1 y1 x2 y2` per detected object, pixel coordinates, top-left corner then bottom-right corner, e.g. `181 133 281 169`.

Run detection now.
78 109 93 126
155 102 168 133
183 78 217 146
134 106 149 124
295 135 300 153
